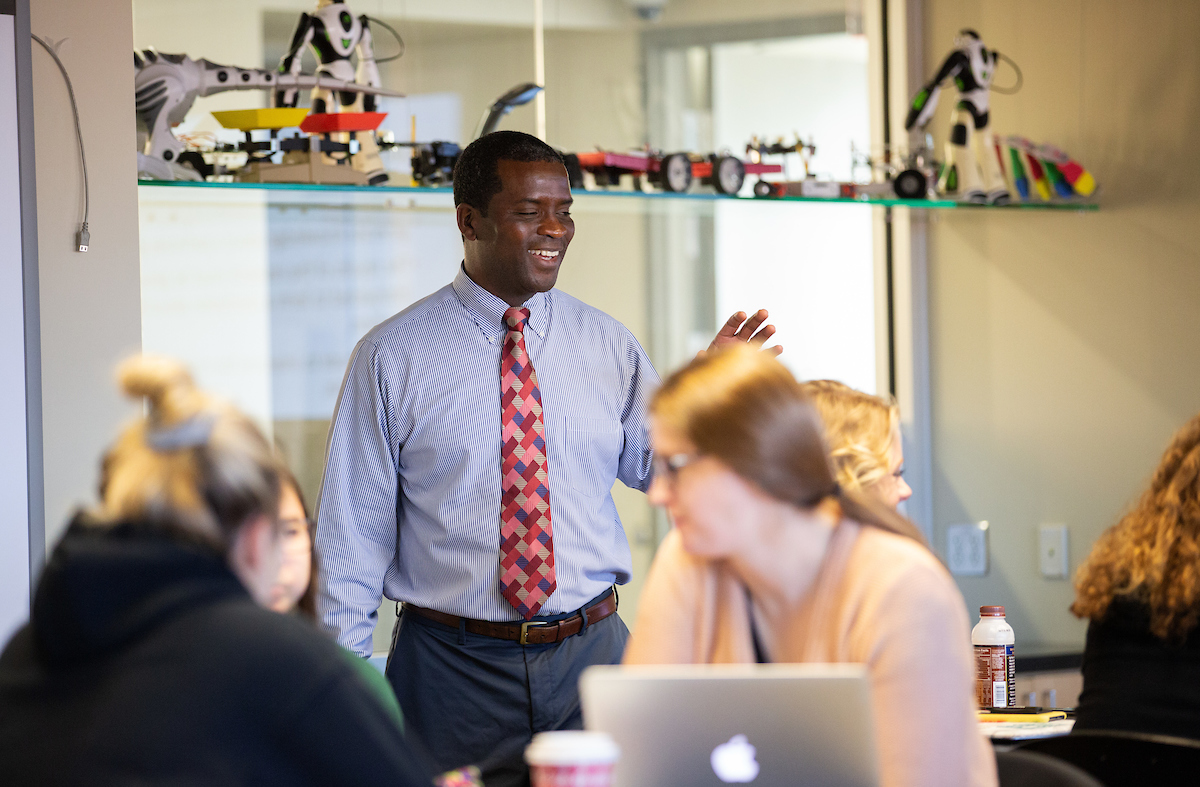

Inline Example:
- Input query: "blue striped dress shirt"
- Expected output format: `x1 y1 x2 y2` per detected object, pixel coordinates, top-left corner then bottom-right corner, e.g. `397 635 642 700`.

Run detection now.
316 266 658 655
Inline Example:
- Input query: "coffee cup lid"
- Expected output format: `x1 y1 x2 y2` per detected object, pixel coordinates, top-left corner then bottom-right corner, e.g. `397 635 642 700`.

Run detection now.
525 731 620 766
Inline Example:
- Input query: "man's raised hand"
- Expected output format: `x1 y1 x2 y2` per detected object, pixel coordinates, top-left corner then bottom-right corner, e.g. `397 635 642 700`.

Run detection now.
705 309 782 356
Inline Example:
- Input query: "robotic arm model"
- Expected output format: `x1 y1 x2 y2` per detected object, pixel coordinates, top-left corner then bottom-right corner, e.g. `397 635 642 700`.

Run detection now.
275 1 389 183
134 50 400 181
905 29 1009 205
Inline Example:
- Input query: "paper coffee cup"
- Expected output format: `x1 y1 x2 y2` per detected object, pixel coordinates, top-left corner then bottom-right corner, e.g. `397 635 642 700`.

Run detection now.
526 731 620 787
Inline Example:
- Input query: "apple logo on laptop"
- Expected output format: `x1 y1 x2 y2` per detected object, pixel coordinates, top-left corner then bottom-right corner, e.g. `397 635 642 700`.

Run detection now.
710 735 760 783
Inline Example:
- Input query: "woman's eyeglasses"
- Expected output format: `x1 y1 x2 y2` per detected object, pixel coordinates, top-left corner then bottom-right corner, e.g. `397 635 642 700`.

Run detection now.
653 452 697 484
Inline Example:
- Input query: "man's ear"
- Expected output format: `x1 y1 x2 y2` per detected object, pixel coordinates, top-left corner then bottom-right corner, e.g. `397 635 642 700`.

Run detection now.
457 203 481 241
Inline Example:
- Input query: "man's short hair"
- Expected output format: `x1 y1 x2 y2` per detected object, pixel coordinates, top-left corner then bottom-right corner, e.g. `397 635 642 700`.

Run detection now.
453 131 566 215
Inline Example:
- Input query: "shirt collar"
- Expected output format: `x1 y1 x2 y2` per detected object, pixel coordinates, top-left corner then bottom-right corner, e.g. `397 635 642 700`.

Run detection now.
452 265 551 341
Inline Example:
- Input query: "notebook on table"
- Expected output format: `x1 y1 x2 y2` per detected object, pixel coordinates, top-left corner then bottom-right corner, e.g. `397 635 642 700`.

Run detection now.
580 663 880 787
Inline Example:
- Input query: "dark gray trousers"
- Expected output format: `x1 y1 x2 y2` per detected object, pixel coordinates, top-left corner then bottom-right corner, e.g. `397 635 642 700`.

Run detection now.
386 591 628 787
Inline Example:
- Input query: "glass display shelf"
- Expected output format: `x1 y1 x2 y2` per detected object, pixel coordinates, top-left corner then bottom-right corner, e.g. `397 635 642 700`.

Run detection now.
136 179 1099 211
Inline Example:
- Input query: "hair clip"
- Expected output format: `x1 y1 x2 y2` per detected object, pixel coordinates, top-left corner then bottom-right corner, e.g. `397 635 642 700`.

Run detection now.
146 413 216 452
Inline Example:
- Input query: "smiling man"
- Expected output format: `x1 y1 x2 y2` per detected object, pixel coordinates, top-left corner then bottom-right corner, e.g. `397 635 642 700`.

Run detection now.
315 131 776 787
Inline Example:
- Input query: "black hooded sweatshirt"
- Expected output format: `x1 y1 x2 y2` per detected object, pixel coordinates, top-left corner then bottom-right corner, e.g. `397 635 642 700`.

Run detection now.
0 517 433 786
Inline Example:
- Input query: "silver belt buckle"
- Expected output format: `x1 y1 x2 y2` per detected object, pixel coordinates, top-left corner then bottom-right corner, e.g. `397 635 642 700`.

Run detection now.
520 620 550 645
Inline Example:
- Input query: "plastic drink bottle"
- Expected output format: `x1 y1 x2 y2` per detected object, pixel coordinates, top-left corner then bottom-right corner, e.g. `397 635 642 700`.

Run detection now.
972 605 1016 708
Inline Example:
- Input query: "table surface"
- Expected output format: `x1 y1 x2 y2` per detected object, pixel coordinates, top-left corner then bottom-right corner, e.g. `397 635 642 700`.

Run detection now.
983 719 1076 742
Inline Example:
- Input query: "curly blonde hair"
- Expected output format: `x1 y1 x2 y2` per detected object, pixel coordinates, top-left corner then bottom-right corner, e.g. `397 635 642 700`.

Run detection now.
798 380 900 496
1072 413 1200 642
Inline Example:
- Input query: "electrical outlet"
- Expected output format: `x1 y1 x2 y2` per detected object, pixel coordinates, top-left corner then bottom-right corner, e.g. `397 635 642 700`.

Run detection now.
946 522 988 577
1039 524 1069 579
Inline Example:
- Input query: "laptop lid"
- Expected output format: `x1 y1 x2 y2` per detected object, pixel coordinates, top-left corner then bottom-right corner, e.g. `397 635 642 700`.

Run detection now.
580 663 880 787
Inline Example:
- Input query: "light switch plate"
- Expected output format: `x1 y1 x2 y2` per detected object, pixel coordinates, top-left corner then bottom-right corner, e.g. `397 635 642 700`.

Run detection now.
1039 524 1069 579
946 522 989 577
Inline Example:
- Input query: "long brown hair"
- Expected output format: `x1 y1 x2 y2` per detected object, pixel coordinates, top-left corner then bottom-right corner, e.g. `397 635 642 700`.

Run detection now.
652 346 926 545
279 466 320 622
1072 413 1200 641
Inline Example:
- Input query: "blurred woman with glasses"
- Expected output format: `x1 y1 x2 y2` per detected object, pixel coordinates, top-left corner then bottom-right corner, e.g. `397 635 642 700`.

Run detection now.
624 346 995 787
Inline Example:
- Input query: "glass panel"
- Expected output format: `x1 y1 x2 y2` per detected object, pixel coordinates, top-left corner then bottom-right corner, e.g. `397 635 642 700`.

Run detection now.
709 32 876 391
139 184 657 645
714 200 877 392
133 0 1093 649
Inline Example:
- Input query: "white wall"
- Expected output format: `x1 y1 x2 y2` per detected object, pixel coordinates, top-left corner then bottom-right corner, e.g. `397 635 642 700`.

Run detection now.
31 0 142 549
924 0 1200 645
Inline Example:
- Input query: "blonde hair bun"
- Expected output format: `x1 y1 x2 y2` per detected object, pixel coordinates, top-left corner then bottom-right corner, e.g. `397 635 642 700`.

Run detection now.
97 354 283 549
117 355 206 427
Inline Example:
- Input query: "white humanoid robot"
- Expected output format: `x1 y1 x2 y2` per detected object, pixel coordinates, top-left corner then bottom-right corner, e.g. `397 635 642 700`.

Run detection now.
134 50 398 181
905 29 1011 205
275 1 396 184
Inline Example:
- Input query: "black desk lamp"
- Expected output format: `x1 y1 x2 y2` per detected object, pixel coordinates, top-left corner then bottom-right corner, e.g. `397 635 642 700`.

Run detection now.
474 83 544 139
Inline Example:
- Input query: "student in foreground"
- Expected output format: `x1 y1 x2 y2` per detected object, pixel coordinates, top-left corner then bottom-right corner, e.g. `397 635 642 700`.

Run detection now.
623 346 997 787
0 357 432 787
1071 411 1200 739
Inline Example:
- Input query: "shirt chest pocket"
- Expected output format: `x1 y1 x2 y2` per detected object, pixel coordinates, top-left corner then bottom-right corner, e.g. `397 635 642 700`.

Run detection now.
551 417 623 498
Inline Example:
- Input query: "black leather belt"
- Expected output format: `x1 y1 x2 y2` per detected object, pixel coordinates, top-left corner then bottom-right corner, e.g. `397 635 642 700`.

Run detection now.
404 589 618 645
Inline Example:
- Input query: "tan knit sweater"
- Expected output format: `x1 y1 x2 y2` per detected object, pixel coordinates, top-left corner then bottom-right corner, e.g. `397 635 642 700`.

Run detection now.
624 521 997 787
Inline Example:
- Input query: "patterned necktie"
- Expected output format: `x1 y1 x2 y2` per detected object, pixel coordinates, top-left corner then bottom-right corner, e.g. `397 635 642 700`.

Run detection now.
499 307 556 620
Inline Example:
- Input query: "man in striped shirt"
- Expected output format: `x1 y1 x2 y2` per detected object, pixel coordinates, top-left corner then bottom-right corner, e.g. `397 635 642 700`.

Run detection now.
315 131 776 786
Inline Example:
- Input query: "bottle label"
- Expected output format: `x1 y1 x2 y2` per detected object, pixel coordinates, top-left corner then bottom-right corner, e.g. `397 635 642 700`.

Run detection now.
974 644 1015 708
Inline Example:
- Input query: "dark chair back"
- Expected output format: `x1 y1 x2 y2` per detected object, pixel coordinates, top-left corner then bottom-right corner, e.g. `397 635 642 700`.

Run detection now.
1016 730 1200 786
996 750 1103 787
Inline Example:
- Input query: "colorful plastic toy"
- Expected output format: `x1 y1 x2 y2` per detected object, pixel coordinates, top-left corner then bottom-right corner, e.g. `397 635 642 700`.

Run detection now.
209 108 390 185
1001 137 1097 201
133 50 401 181
564 150 782 194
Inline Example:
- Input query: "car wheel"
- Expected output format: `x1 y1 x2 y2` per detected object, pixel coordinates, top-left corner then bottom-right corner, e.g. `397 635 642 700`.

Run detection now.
660 152 693 192
712 155 746 195
893 168 927 199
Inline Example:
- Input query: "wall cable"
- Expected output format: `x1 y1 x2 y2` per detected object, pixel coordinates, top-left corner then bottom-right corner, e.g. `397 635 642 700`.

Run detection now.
365 15 405 64
992 52 1024 95
32 34 90 251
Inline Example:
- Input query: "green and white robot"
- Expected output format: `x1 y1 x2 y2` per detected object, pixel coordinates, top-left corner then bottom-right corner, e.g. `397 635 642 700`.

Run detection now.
905 29 1011 205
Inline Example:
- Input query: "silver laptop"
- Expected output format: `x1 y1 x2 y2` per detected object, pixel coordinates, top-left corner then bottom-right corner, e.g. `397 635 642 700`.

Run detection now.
580 663 880 787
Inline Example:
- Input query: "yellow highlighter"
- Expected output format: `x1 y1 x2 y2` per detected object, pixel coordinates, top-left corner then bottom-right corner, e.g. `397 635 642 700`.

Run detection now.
978 710 1067 723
